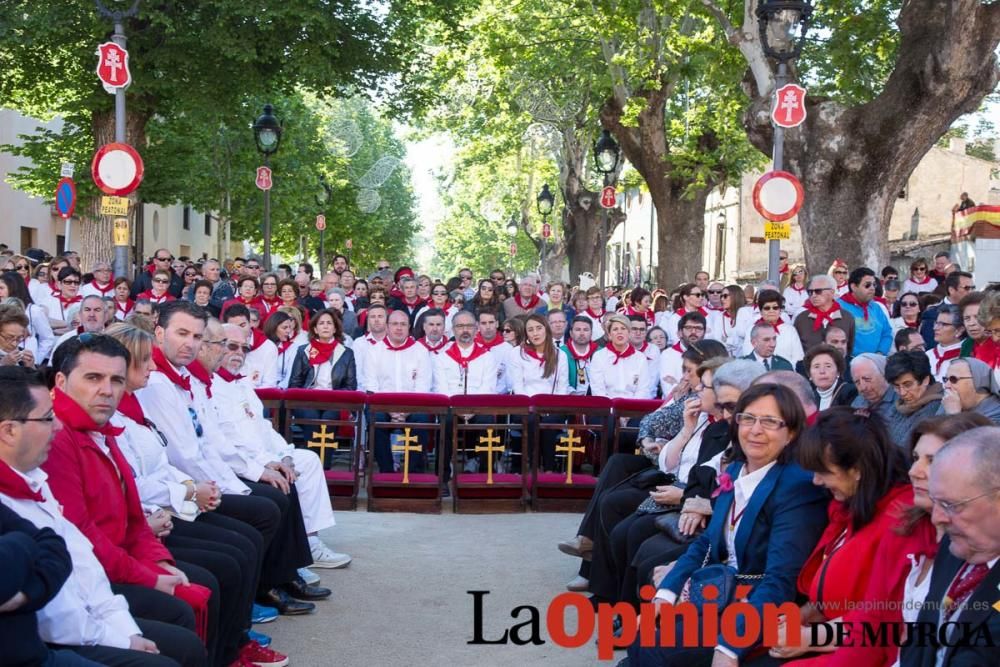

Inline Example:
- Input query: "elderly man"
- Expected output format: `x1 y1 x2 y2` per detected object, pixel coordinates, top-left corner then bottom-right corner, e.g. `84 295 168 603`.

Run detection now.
742 322 793 371
49 295 107 358
80 261 115 298
793 274 856 355
900 427 1000 667
839 267 892 355
503 274 542 319
849 353 898 426
213 324 350 567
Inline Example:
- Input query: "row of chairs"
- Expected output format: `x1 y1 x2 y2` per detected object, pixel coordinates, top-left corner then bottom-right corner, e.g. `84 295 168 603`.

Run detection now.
256 388 663 514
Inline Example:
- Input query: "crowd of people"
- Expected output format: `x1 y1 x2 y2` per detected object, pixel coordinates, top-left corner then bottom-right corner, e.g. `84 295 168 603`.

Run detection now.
0 243 998 666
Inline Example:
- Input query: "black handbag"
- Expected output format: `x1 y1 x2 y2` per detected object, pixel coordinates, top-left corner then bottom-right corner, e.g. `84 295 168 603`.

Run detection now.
687 545 763 613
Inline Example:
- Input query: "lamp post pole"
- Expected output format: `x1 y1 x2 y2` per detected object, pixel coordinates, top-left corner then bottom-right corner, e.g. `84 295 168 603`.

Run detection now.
262 151 272 270
253 103 282 271
767 60 788 284
594 129 621 292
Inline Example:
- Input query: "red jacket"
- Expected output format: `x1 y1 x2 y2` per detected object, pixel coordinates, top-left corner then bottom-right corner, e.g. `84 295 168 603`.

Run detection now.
43 413 172 588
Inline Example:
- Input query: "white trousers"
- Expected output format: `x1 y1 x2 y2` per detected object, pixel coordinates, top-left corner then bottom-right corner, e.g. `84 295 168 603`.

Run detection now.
290 448 336 533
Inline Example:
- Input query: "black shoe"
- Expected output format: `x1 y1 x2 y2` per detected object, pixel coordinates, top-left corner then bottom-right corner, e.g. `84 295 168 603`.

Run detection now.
282 576 332 601
257 587 316 615
441 486 451 498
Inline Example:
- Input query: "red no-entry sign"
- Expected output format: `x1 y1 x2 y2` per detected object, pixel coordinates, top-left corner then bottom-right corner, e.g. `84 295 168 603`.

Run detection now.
752 171 804 222
91 142 144 196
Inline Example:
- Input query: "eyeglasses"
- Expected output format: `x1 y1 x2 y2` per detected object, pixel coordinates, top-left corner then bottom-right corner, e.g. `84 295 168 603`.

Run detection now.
956 284 976 292
184 271 197 277
716 401 738 414
152 278 169 284
735 412 786 431
61 279 81 285
942 375 973 385
933 321 956 329
760 304 781 311
432 290 448 296
0 332 27 345
900 301 920 308
14 412 55 424
226 342 252 352
912 267 927 273
155 256 172 262
892 379 921 392
502 328 514 333
246 264 260 270
377 265 390 271
688 292 704 298
707 289 723 295
681 325 705 333
860 282 876 288
928 489 997 517
15 264 29 270
807 288 831 295
833 270 848 275
721 293 731 299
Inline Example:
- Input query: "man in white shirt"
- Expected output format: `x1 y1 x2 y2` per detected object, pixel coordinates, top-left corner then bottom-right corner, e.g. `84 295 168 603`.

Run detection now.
353 303 388 392
0 366 205 667
49 295 107 359
365 310 433 473
221 304 277 388
79 261 116 299
563 316 598 396
658 312 706 400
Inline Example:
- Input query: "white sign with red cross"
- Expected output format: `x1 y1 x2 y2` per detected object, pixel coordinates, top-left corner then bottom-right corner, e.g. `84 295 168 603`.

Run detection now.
772 84 807 129
600 185 617 209
315 214 326 231
96 42 131 94
255 166 273 191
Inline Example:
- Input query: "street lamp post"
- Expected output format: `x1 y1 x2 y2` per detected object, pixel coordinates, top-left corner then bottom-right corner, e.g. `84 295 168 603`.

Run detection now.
316 177 332 276
594 129 621 290
537 183 555 280
253 103 282 271
756 0 812 283
506 216 519 276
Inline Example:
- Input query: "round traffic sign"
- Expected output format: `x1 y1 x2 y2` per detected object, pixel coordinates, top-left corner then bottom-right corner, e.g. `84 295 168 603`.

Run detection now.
91 142 144 196
752 171 804 222
55 177 77 219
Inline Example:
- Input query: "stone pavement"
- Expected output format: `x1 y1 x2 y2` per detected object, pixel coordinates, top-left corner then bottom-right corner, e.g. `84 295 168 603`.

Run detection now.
263 509 613 666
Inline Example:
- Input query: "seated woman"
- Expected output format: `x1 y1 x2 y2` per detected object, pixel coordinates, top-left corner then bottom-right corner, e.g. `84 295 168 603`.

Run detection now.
596 357 766 611
220 276 263 320
626 383 829 667
264 310 305 389
805 344 857 410
884 350 943 447
752 407 912 664
938 357 1000 423
560 341 729 592
135 269 176 305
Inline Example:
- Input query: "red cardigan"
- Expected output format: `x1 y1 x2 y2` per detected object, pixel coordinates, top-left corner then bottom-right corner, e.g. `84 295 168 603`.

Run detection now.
43 424 173 588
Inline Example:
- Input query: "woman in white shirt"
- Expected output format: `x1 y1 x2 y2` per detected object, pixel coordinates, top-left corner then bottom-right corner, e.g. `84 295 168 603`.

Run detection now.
782 264 809 317
263 310 304 389
508 314 569 470
0 272 54 362
589 314 653 399
901 257 938 294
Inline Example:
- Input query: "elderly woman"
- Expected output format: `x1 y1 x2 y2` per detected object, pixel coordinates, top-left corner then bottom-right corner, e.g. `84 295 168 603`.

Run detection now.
925 303 965 383
325 288 359 339
759 407 911 663
958 291 994 364
885 350 944 448
806 343 857 410
0 304 35 368
0 272 54 362
977 290 1000 387
626 383 829 666
594 358 766 611
939 357 1000 422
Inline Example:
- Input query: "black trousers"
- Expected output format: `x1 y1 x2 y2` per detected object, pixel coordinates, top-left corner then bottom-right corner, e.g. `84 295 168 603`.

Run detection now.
630 531 692 604
241 479 313 589
372 412 433 473
168 518 257 665
52 618 206 667
41 650 104 667
107 585 207 667
605 511 672 607
213 489 294 591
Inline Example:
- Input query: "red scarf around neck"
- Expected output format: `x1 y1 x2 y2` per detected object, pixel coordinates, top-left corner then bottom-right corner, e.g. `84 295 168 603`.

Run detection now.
152 346 192 398
931 345 961 373
0 460 43 501
384 336 417 352
909 275 932 285
803 301 841 331
250 328 268 351
276 338 297 355
675 306 708 318
216 367 245 383
186 360 214 398
607 343 637 365
89 281 115 296
53 387 125 438
260 295 282 312
117 392 146 424
521 345 547 366
115 299 134 316
756 317 783 333
421 337 448 353
307 339 339 366
474 333 504 350
445 342 489 369
567 341 598 362
789 284 806 293
513 293 541 311
840 293 871 321
584 308 605 320
670 341 685 354
58 293 83 309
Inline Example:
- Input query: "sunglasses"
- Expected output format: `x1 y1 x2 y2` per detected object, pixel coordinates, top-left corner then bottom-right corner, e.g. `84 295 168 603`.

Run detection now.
688 292 704 298
502 328 513 333
807 288 831 295
432 290 448 296
153 278 169 284
155 256 172 261
226 342 252 352
760 304 781 311
707 289 723 295
246 265 260 270
833 271 848 275
900 301 919 308
377 265 390 270
61 279 81 285
942 375 972 385
14 264 29 270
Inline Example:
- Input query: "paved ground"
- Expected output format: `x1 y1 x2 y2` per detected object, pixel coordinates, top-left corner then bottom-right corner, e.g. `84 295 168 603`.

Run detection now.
263 508 614 666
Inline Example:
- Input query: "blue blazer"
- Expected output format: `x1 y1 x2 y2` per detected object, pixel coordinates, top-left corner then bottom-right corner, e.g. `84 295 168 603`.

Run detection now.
660 460 830 657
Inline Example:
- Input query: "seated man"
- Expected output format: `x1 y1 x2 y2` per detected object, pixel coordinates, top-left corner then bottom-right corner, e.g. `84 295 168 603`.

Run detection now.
213 323 351 569
221 304 277 388
742 322 793 371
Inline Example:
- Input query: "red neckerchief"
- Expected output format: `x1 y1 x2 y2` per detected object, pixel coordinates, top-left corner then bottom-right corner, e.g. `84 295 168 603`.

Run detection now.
474 333 504 350
186 360 214 398
58 293 82 309
624 305 655 324
670 342 685 354
706 303 725 311
779 265 789 274
836 281 847 290
137 290 173 304
145 264 156 276
152 346 192 398
117 391 146 424
567 341 598 362
238 295 260 307
88 281 115 296
909 275 932 285
931 345 961 373
0 460 43 501
874 296 889 308
788 284 806 293
276 338 296 355
384 336 418 352
521 346 546 366
513 293 541 310
675 306 708 318
444 342 489 369
584 308 605 320
803 301 842 331
608 343 637 365
260 295 282 313
115 299 134 317
755 317 783 333
840 293 871 321
53 387 125 438
216 367 245 383
902 317 919 328
400 296 424 310
307 339 338 366
248 328 267 351
420 337 448 353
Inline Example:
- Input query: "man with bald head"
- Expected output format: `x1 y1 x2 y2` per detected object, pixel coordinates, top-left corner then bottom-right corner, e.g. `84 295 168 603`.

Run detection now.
900 427 1000 667
49 295 108 359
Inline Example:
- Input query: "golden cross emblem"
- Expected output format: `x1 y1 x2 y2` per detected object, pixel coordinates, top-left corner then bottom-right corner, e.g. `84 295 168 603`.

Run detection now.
556 429 585 484
306 424 339 466
391 427 422 484
474 429 504 484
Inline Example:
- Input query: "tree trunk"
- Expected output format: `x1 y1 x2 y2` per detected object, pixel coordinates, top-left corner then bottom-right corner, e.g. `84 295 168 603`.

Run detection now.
601 90 713 288
559 126 602 282
80 108 148 274
740 0 1000 272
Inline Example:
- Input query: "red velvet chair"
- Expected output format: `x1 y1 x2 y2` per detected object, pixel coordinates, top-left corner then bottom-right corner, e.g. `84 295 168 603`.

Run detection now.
366 392 451 513
254 387 285 434
611 398 664 454
449 394 531 514
281 388 367 511
528 394 612 512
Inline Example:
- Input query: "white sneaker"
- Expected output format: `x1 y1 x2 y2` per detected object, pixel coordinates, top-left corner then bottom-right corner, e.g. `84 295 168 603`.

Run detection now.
298 567 321 585
309 536 352 569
